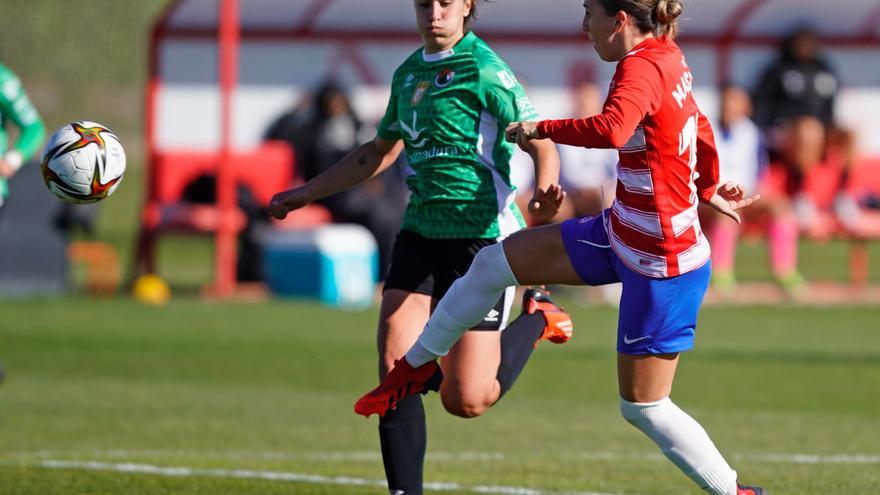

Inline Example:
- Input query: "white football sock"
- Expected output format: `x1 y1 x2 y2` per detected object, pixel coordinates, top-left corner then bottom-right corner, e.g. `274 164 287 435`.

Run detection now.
405 243 518 367
620 397 738 495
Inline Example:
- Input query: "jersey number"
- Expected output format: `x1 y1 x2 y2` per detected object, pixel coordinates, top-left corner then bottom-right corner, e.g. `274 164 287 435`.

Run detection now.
678 114 699 197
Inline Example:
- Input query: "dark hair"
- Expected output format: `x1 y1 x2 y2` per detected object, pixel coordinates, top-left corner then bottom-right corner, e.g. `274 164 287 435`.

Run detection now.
465 0 483 29
597 0 683 39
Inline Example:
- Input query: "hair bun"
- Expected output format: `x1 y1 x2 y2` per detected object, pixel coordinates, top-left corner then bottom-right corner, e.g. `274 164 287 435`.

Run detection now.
654 0 683 24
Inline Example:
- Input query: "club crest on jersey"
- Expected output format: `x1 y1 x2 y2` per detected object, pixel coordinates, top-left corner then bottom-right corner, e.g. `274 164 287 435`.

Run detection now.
434 68 455 88
411 81 431 106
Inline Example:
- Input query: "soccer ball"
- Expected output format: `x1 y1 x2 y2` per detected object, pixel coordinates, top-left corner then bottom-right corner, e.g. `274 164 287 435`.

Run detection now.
40 121 126 204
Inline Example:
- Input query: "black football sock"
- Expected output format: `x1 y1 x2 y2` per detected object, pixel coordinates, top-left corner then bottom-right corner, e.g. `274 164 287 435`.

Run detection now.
379 394 426 495
495 312 545 399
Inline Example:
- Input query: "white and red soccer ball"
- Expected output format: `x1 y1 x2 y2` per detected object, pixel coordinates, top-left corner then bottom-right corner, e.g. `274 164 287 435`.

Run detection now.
40 121 126 204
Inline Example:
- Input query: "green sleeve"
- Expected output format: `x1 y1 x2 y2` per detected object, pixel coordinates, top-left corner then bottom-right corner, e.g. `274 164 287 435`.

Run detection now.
0 64 46 162
376 73 401 141
481 62 539 126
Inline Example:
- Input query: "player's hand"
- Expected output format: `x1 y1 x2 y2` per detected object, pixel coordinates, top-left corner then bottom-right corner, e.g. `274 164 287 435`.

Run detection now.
505 121 541 151
269 187 311 220
707 181 760 224
0 159 15 179
528 184 565 220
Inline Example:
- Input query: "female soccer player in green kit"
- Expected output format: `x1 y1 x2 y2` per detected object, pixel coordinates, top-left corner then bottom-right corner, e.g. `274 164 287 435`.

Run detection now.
0 62 46 210
270 1 572 493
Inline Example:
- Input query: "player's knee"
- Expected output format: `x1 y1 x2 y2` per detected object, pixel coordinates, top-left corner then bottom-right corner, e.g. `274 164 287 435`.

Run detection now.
470 243 516 290
620 399 644 427
619 396 671 432
440 390 493 418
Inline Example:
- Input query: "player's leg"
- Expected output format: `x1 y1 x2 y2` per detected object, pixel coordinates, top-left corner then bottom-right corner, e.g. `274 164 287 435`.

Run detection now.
375 231 436 495
438 286 571 417
439 330 502 418
404 222 585 369
432 237 537 418
377 289 432 495
355 215 616 418
614 262 762 495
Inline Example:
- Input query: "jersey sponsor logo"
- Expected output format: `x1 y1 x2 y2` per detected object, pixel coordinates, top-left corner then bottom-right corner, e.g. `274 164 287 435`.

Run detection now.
434 68 455 88
484 309 500 322
407 145 461 164
399 110 429 148
515 96 535 115
410 81 431 106
497 70 517 90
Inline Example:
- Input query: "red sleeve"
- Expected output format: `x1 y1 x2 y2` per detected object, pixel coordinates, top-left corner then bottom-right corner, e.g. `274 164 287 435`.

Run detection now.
537 56 663 149
695 112 720 202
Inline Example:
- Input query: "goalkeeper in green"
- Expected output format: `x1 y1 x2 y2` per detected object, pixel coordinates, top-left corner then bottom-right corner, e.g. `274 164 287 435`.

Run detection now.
0 61 46 209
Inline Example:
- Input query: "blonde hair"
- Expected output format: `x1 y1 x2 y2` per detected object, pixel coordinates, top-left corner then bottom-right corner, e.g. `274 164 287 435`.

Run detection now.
597 0 683 39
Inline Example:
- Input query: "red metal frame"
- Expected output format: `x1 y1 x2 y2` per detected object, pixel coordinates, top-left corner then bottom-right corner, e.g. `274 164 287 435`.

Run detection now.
214 0 240 297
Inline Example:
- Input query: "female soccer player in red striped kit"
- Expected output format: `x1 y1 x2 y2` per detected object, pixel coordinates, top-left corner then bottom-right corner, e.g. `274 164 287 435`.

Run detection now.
357 1 767 494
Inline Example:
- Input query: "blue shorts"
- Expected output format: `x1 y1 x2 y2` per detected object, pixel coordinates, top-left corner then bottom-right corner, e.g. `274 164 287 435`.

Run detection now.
560 212 711 355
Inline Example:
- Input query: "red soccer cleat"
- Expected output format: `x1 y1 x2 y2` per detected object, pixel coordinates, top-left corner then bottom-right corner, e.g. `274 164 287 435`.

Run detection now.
522 287 573 345
354 358 442 418
737 483 767 495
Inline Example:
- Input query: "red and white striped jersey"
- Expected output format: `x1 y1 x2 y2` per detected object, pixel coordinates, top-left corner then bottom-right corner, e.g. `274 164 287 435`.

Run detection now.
537 37 719 278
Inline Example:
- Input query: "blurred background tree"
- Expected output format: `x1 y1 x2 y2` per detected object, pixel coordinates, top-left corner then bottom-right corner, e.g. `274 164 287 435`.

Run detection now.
0 0 169 159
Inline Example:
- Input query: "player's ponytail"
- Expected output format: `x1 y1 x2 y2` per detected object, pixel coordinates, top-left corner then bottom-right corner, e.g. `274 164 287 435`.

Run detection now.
653 0 682 38
598 0 683 39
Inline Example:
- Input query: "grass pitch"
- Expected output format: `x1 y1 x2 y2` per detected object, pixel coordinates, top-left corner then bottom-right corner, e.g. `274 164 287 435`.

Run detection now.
1 298 878 494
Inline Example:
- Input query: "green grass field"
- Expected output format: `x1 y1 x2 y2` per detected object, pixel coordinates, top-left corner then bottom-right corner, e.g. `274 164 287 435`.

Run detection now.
1 298 878 495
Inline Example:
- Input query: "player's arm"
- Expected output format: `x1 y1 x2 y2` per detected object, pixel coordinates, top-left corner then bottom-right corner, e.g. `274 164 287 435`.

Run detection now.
519 137 564 220
696 113 761 222
0 69 46 178
694 112 720 203
269 137 403 219
484 65 563 219
508 57 662 149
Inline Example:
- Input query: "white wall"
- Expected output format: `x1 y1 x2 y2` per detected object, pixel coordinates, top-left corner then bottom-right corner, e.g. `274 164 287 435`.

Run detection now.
154 39 880 154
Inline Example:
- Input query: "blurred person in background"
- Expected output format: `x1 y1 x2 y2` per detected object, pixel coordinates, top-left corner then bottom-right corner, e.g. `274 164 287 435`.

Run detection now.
557 79 618 217
0 61 45 214
265 80 408 284
704 83 806 294
752 27 879 243
269 1 570 494
357 0 766 494
512 80 618 225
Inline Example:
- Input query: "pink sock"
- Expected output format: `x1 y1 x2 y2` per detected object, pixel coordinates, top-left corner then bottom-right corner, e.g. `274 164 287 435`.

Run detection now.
709 222 739 273
769 217 798 275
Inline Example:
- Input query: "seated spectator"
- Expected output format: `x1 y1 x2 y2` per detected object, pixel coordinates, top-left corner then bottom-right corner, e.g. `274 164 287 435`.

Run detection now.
557 80 618 217
264 80 407 283
751 26 862 239
179 174 267 282
703 83 805 294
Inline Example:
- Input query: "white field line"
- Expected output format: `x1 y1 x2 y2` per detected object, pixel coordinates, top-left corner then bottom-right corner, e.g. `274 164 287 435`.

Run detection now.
5 449 880 465
3 459 623 495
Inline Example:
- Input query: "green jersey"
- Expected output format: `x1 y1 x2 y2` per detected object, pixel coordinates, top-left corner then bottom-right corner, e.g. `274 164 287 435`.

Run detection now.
0 62 45 202
377 32 539 239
